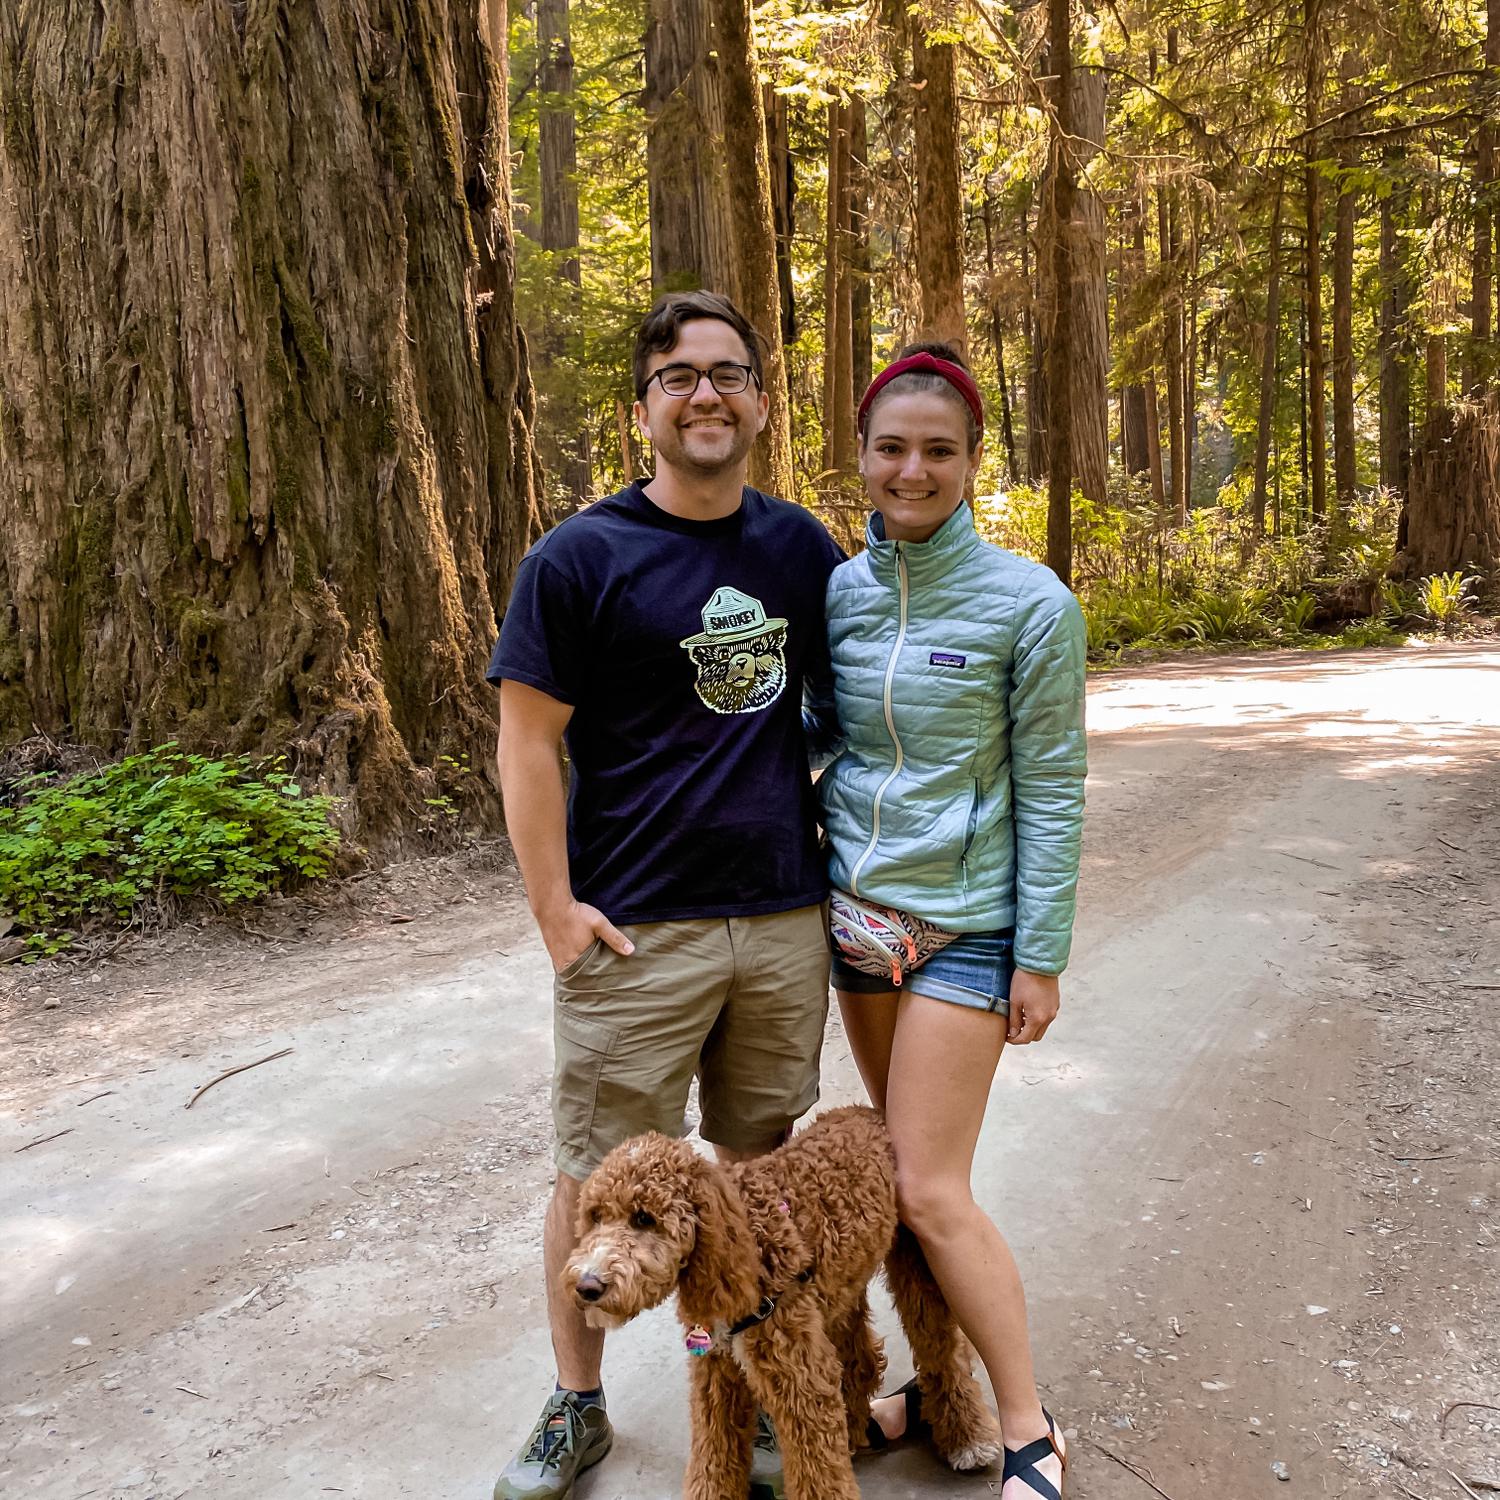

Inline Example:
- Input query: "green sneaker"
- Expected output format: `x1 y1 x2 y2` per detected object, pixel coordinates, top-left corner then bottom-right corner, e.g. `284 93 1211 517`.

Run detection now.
493 1390 613 1500
748 1410 784 1500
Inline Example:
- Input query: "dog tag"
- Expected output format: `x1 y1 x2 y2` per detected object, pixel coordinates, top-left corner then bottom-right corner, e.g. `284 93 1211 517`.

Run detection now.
684 1325 713 1357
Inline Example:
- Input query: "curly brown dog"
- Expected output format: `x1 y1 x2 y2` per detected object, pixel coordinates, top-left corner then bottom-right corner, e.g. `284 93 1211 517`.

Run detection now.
561 1104 1001 1500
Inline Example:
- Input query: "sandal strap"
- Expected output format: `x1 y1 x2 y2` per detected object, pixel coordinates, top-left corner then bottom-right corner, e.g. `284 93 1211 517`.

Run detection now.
1002 1420 1065 1500
864 1415 888 1451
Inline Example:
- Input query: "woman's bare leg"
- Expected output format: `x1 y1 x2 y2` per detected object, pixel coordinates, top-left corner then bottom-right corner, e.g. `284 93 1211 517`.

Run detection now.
841 988 1058 1482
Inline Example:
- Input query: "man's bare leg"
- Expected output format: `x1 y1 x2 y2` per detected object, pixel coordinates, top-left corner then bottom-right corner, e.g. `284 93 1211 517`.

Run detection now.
544 1170 604 1388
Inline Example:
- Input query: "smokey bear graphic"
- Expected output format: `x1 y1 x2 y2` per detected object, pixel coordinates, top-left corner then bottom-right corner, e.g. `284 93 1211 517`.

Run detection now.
679 586 789 715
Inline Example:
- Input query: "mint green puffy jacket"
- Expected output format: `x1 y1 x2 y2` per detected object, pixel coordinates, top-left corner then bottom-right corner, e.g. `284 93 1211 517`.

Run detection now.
819 503 1087 976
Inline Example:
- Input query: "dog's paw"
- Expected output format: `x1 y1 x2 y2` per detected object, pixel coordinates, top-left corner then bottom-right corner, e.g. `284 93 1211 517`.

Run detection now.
943 1436 1003 1471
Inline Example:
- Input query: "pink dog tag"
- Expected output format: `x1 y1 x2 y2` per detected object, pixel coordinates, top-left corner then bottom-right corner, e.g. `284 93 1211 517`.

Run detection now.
685 1325 713 1357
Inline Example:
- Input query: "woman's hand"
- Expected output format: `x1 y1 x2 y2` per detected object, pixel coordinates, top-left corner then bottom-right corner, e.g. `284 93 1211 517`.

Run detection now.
1007 969 1060 1044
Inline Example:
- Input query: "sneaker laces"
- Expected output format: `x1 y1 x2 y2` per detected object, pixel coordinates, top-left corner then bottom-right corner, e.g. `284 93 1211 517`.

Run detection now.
524 1396 588 1472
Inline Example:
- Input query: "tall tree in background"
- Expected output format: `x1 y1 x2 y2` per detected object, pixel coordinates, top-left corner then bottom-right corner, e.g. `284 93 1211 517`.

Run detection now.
1379 155 1414 499
1067 65 1109 508
823 98 857 482
642 0 792 494
910 4 967 351
1468 0 1499 392
536 0 590 504
644 3 725 292
0 0 540 834
1331 125 1358 515
1303 0 1329 522
1159 35 1188 525
1045 0 1076 586
1251 183 1287 537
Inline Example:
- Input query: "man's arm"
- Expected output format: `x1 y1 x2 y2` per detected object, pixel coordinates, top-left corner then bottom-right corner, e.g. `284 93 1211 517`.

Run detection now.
496 679 633 970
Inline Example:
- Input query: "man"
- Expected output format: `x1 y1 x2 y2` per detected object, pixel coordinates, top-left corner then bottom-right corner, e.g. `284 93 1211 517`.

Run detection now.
489 291 843 1500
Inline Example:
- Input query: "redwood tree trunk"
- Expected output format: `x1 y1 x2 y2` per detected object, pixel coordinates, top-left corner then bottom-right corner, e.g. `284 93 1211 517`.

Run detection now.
1332 166 1357 517
644 2 721 291
1467 0 1498 393
765 83 797 347
538 0 590 505
823 99 856 483
1402 394 1500 576
849 95 873 402
704 0 792 495
1069 66 1109 510
1379 159 1414 496
642 0 791 495
1252 185 1286 537
0 0 541 838
912 15 966 352
1304 0 1328 522
1045 0 1075 587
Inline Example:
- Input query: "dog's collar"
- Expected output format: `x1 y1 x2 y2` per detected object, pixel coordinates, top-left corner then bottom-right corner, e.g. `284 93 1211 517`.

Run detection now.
725 1267 814 1337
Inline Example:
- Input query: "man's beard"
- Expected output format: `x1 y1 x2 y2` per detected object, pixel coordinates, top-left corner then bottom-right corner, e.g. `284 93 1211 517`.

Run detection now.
655 417 757 477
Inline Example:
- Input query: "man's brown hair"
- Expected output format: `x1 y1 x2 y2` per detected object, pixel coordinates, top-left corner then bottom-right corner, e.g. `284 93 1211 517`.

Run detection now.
632 291 766 398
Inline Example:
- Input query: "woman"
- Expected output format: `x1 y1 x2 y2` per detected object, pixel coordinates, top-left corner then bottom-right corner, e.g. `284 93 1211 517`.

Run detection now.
820 344 1086 1499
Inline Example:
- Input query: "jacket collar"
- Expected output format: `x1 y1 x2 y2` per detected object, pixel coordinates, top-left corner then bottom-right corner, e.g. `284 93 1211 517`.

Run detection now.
864 501 982 584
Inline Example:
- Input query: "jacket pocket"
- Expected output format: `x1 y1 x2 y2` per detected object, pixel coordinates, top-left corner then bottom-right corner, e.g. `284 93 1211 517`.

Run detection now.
960 779 982 860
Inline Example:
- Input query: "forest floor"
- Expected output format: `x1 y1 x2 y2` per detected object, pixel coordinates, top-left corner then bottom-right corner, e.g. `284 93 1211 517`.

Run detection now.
3 642 1498 1500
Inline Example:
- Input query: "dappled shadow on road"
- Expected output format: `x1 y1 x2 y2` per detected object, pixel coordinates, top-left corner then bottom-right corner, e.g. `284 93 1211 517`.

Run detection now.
1088 714 1493 786
1092 640 1496 685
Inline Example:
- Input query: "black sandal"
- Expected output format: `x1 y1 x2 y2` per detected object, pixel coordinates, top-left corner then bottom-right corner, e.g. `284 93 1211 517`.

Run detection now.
863 1377 930 1450
1000 1408 1067 1499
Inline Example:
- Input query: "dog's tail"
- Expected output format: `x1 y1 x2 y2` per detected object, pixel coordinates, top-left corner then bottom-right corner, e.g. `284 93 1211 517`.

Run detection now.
883 1226 1003 1469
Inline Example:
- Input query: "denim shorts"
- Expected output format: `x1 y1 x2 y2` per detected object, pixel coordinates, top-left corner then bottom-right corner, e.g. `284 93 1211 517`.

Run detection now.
830 928 1015 1014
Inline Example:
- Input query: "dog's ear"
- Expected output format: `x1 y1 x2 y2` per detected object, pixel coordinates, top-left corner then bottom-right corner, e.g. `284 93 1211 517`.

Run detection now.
677 1156 762 1326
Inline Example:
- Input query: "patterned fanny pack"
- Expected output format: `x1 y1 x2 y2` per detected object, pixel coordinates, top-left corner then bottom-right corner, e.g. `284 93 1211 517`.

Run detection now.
829 889 958 987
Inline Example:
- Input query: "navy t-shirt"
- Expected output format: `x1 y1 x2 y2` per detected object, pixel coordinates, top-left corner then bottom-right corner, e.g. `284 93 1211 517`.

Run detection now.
487 482 844 925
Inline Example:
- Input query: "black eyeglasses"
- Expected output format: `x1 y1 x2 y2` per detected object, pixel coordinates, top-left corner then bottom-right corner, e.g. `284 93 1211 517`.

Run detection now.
642 362 758 398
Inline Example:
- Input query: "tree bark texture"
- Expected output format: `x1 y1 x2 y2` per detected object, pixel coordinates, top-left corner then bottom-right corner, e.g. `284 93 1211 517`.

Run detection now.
0 0 541 838
1303 0 1327 522
642 0 791 496
1033 65 1107 511
643 2 724 295
1160 31 1186 525
1467 0 1498 393
1121 211 1150 480
705 0 791 496
1252 186 1286 537
1379 161 1414 496
1332 168 1356 516
537 0 590 505
1044 0 1074 588
1401 395 1500 576
764 83 797 347
849 95 872 403
822 99 856 483
1158 182 1186 523
911 16 966 353
982 199 1019 482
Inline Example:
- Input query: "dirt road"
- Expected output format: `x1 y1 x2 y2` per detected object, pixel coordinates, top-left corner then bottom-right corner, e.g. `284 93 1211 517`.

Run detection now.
4 644 1497 1500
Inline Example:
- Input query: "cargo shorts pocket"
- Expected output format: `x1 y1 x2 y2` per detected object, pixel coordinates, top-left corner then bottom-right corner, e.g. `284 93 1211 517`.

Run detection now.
554 937 603 982
552 1006 618 1169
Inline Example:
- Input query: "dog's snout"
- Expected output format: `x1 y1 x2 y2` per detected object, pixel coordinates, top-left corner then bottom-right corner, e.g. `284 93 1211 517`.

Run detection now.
575 1272 607 1302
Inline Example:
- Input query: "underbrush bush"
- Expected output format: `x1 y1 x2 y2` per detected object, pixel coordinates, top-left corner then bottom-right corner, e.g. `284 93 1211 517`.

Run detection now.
973 481 1431 661
0 746 340 957
1417 571 1477 635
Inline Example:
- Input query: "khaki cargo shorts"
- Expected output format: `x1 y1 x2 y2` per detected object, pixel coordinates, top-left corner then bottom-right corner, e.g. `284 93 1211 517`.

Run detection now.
551 904 830 1179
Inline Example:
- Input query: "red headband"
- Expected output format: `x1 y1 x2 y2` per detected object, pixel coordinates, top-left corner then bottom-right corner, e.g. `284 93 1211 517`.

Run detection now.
856 352 985 437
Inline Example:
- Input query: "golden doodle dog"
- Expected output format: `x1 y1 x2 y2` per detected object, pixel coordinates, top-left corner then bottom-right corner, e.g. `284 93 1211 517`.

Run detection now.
562 1104 1001 1500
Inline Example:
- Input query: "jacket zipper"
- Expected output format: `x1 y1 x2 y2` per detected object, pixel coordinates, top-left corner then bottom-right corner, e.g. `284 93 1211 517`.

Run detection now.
850 545 909 897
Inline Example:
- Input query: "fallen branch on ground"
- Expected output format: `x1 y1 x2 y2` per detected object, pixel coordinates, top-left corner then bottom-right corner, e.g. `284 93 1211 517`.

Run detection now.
185 1048 294 1110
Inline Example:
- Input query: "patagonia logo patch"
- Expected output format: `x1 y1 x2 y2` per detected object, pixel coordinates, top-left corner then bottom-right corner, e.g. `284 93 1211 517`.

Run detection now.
929 651 967 668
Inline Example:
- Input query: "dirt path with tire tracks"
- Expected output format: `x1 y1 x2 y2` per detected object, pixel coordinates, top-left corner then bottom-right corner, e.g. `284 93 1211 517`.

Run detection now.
3 642 1496 1500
